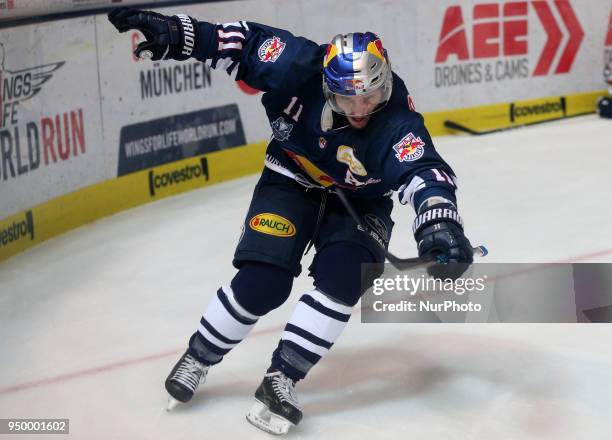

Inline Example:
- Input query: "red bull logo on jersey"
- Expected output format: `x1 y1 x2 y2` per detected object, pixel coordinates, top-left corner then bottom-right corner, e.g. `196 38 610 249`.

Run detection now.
249 213 296 237
393 132 425 162
258 37 286 63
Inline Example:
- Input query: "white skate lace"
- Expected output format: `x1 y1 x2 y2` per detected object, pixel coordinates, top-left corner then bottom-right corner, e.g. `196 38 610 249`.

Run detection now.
172 354 208 392
267 372 300 408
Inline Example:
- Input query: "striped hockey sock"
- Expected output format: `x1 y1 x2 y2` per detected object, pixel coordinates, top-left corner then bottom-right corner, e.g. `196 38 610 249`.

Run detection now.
271 289 353 380
189 285 260 365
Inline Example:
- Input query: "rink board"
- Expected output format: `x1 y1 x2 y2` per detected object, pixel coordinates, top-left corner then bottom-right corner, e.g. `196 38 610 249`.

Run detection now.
0 88 604 263
1 0 611 220
0 141 267 262
1 0 611 261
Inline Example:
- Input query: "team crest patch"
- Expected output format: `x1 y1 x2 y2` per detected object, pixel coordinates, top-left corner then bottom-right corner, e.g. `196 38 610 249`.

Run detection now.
337 145 367 176
357 213 388 248
393 132 425 162
249 213 296 237
318 137 327 149
271 117 293 141
258 36 286 63
365 214 389 242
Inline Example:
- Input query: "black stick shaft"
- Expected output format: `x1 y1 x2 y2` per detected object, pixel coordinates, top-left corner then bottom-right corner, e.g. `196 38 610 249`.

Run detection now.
332 188 424 267
333 187 487 269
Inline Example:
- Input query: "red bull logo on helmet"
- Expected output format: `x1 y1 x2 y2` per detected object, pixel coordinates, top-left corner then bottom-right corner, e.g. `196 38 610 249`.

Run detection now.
258 36 286 63
366 39 386 63
345 78 365 91
393 132 425 162
323 43 338 68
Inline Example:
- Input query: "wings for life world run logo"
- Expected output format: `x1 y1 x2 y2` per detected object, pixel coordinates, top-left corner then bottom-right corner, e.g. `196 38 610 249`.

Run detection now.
434 1 584 88
0 0 15 10
0 43 87 183
118 104 246 178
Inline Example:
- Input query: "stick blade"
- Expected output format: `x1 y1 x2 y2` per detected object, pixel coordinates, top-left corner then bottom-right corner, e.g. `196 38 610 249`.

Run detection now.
444 120 481 135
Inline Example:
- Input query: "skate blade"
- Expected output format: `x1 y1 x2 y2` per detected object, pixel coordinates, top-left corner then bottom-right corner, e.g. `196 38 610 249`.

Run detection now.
246 399 294 435
166 397 180 412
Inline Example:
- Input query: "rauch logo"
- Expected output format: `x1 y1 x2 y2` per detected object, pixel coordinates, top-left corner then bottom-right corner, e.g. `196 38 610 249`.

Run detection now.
249 213 296 237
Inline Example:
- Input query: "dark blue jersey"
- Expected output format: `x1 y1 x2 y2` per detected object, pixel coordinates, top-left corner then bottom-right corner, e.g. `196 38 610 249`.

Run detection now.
192 21 458 210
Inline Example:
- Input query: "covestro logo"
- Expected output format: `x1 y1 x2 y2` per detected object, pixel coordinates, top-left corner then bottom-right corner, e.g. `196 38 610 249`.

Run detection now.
510 97 566 123
148 157 209 197
0 210 34 248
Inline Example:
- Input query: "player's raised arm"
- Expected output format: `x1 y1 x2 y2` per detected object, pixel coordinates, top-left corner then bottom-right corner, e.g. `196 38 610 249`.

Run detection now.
107 7 323 92
383 115 474 265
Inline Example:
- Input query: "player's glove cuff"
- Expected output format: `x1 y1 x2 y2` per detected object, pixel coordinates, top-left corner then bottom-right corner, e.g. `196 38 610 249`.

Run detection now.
170 14 198 60
412 203 464 236
413 203 473 278
108 7 199 61
597 96 612 119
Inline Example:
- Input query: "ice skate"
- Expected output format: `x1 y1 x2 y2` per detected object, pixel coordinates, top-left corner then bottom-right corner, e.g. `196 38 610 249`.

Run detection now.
164 350 209 411
246 371 302 435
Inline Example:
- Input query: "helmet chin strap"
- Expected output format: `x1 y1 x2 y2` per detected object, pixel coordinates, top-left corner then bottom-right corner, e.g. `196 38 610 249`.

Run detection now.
320 102 335 131
320 102 350 131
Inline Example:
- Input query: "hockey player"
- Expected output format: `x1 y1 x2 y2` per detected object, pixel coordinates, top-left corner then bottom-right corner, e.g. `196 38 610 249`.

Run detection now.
597 61 612 119
108 7 475 434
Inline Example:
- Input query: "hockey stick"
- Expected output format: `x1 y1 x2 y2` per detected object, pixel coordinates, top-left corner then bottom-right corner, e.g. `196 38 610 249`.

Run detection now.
332 187 487 269
444 111 594 136
443 120 515 136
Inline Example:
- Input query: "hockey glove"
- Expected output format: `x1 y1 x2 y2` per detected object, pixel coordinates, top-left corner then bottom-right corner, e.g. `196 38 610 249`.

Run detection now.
597 96 612 119
108 7 198 61
413 202 473 278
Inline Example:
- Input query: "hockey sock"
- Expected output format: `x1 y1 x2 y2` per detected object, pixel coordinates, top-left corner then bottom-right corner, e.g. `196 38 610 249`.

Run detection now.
189 285 259 365
270 289 353 380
